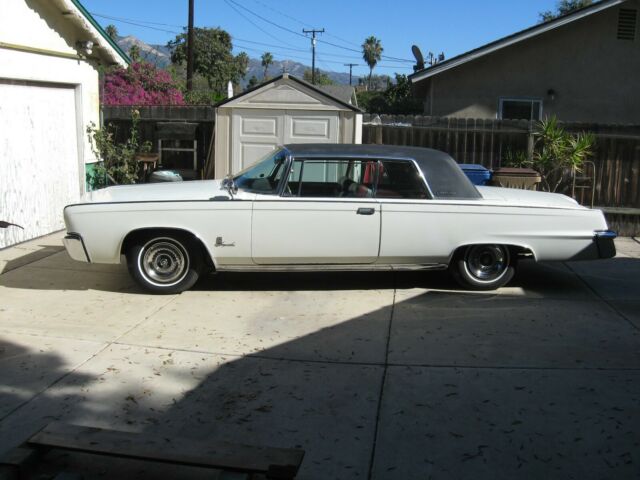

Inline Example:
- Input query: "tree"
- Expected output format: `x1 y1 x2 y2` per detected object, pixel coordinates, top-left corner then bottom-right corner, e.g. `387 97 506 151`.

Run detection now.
105 24 118 40
261 52 274 80
247 76 260 89
539 0 593 21
168 27 247 95
303 69 334 85
362 36 383 90
357 74 421 114
128 44 140 62
102 61 185 105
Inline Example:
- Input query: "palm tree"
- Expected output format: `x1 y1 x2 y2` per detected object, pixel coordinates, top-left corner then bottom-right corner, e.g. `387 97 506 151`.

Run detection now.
105 24 118 41
362 36 383 90
261 52 274 80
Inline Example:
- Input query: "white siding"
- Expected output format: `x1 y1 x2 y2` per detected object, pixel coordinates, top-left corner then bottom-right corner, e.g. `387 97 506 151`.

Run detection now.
231 109 339 172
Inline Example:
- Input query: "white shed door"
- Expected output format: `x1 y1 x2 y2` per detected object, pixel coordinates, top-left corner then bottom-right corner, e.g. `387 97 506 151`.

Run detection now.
232 109 338 173
0 82 80 249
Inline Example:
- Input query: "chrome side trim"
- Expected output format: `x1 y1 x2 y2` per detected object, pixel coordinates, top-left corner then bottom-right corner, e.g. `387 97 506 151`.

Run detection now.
63 233 90 262
217 263 448 272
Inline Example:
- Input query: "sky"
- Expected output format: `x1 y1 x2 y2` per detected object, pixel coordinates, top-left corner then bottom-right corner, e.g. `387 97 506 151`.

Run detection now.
80 0 560 75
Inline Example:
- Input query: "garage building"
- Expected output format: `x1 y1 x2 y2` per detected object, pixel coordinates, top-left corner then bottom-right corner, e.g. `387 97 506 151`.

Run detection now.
0 0 128 249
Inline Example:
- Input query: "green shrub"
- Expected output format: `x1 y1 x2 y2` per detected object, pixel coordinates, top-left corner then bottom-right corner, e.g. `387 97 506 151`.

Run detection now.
86 109 151 189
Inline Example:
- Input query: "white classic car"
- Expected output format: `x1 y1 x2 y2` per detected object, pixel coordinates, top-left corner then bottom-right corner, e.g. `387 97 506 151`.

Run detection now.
63 144 616 294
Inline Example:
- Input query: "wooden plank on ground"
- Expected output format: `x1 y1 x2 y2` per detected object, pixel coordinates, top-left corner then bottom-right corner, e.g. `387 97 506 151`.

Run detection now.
28 423 304 479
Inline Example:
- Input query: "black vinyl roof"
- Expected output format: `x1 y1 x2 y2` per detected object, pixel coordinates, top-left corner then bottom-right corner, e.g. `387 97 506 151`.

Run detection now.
282 144 481 200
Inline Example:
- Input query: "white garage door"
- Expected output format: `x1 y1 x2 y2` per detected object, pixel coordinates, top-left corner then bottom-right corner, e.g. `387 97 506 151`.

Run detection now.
0 81 81 249
232 109 339 173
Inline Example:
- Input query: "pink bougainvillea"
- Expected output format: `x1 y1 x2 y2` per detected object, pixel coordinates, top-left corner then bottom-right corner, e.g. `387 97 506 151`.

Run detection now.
102 62 185 105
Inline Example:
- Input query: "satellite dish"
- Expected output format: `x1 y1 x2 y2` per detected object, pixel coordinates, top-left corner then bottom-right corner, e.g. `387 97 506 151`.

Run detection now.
411 45 425 71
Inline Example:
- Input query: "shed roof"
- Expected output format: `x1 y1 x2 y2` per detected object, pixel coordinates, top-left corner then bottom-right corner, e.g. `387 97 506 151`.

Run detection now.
410 0 625 83
216 74 361 112
317 85 358 107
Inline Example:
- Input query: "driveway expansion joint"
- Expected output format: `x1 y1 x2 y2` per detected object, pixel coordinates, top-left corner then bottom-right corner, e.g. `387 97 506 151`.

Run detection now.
367 275 397 480
564 261 640 332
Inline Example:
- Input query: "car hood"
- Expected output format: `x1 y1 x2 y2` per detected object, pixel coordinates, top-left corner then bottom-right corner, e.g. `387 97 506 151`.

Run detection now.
83 180 229 203
476 186 583 209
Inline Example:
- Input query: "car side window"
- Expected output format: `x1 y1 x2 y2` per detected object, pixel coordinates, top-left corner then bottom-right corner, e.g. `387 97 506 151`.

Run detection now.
376 160 430 199
285 159 376 198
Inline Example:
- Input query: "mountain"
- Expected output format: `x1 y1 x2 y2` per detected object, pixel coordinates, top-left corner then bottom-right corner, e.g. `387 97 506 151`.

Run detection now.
116 35 172 68
245 58 358 86
115 35 360 86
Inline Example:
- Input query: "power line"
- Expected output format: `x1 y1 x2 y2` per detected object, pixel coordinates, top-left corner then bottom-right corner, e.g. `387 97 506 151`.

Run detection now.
90 10 414 72
91 12 182 34
225 0 414 63
226 0 307 39
90 12 184 29
223 0 292 49
249 0 362 49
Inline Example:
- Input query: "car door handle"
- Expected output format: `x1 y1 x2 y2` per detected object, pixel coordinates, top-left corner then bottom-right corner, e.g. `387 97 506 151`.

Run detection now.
356 207 375 215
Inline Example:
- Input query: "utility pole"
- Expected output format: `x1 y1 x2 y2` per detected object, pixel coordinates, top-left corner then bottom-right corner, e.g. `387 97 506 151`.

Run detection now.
303 28 324 84
344 63 357 86
186 0 194 91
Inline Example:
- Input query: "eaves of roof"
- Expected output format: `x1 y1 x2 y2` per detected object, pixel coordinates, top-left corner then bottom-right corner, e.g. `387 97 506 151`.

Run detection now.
409 0 625 83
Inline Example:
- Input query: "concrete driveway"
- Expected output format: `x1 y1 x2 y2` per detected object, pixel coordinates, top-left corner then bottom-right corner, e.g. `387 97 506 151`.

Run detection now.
1 232 639 479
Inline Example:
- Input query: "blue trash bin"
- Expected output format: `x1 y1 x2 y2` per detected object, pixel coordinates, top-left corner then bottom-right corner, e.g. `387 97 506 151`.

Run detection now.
458 164 492 186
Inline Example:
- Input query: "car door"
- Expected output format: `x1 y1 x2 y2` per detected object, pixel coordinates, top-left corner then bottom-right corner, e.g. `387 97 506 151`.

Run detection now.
251 157 381 265
376 159 445 264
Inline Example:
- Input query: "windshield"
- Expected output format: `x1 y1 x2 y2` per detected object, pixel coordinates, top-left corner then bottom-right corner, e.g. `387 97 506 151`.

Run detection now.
233 149 287 194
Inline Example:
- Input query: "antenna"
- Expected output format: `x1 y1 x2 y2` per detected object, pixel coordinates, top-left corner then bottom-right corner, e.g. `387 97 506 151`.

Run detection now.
411 45 425 72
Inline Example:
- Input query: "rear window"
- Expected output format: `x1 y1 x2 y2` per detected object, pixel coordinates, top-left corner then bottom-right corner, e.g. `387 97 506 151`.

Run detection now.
420 156 481 200
377 161 429 199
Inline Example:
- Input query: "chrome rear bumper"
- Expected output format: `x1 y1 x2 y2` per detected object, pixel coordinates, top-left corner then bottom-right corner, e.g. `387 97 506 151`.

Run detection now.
63 233 90 262
594 230 617 259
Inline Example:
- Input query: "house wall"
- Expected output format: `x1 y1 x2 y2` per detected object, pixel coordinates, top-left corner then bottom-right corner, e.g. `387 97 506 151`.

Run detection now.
1 0 103 172
413 1 640 123
0 0 106 246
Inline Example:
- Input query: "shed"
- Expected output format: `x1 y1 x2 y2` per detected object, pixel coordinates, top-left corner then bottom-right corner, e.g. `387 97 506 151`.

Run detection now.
213 74 362 178
0 0 129 249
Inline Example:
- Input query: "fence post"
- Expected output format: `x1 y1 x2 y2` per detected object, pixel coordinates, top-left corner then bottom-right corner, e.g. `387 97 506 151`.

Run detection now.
527 121 535 162
375 125 383 145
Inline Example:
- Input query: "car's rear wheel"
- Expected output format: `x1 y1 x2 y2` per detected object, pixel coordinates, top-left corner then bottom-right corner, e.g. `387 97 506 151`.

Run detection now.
127 233 203 294
450 244 516 290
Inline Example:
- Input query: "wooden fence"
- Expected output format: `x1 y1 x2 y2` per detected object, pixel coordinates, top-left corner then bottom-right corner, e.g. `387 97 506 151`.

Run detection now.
101 106 216 174
362 115 640 212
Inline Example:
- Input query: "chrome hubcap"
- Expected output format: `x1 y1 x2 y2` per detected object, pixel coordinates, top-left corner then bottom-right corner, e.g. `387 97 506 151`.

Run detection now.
465 245 509 282
140 239 189 285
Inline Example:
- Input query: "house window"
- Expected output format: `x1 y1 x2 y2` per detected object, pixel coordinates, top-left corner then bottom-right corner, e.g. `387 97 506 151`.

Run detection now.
498 98 543 121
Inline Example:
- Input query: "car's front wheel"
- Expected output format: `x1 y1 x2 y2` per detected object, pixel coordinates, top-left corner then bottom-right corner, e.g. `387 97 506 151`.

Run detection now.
450 244 516 290
127 234 203 294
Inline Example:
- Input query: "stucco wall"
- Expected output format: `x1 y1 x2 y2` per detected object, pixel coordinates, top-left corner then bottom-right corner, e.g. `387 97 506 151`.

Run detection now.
0 0 109 246
414 1 640 123
1 0 103 168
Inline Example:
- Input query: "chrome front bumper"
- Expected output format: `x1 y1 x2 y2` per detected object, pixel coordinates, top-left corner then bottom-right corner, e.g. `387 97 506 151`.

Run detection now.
63 233 90 262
